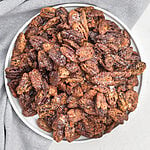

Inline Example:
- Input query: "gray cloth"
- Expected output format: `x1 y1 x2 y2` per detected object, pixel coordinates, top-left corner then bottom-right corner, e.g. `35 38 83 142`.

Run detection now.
0 0 149 150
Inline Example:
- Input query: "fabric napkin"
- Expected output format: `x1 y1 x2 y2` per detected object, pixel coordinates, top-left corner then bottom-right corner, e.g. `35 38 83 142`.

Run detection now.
0 0 149 150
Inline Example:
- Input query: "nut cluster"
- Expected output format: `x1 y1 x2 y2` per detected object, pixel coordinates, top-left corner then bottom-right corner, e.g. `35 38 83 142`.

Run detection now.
5 6 146 142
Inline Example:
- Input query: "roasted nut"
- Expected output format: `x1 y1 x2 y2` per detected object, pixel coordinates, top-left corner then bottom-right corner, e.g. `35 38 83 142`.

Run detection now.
67 109 83 123
125 90 138 112
38 50 53 71
40 7 56 18
108 108 128 124
65 122 80 142
61 29 84 45
76 46 94 62
12 33 27 57
80 59 99 76
60 46 77 62
8 79 20 98
16 73 32 95
37 118 52 132
68 10 80 25
58 67 70 78
29 69 43 91
96 92 108 115
29 36 49 50
42 17 60 30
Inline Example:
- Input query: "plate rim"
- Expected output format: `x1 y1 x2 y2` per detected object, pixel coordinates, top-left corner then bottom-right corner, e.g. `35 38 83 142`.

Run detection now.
4 3 143 143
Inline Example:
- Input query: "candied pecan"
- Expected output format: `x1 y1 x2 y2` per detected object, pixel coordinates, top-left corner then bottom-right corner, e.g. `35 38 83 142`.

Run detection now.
38 50 53 71
40 7 56 18
118 47 133 60
35 90 48 106
75 6 94 13
29 69 43 91
8 79 20 98
95 43 111 54
84 89 97 99
10 55 22 67
117 92 128 112
58 67 70 78
63 39 80 49
80 59 99 76
61 29 84 45
96 92 108 115
125 90 138 112
48 45 66 67
49 71 60 86
43 17 60 30
65 122 80 142
44 115 57 128
53 129 64 142
81 117 95 137
5 67 24 79
29 36 49 50
25 27 39 38
86 9 104 29
18 53 30 70
72 22 88 41
51 93 67 110
127 76 138 89
72 85 83 97
105 122 118 133
76 46 94 62
79 97 96 115
66 62 80 73
99 20 109 35
58 81 66 91
37 104 55 118
12 33 27 57
16 73 32 95
80 10 89 33
81 81 92 93
37 118 52 132
92 85 110 94
27 49 37 69
22 107 37 117
94 122 105 137
130 62 146 75
56 7 68 23
105 88 118 106
91 72 114 86
68 10 80 25
57 23 70 30
67 109 83 123
89 31 98 43
104 54 114 71
76 121 87 136
52 115 67 142
28 15 43 28
65 75 84 85
67 96 78 108
60 46 77 62
52 114 67 142
48 85 57 97
108 108 128 124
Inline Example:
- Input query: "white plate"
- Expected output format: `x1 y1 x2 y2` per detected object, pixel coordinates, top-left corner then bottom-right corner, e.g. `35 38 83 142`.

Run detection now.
4 3 142 143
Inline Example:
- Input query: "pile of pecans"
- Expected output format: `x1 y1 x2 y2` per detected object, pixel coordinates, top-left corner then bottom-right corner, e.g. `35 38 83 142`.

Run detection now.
5 6 146 142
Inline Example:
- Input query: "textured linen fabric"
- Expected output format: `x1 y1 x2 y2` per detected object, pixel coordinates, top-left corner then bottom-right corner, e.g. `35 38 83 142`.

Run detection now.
0 0 149 150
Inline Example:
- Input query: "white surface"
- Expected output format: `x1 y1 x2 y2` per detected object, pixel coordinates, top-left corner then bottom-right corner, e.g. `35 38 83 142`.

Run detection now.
49 3 150 150
4 3 142 144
